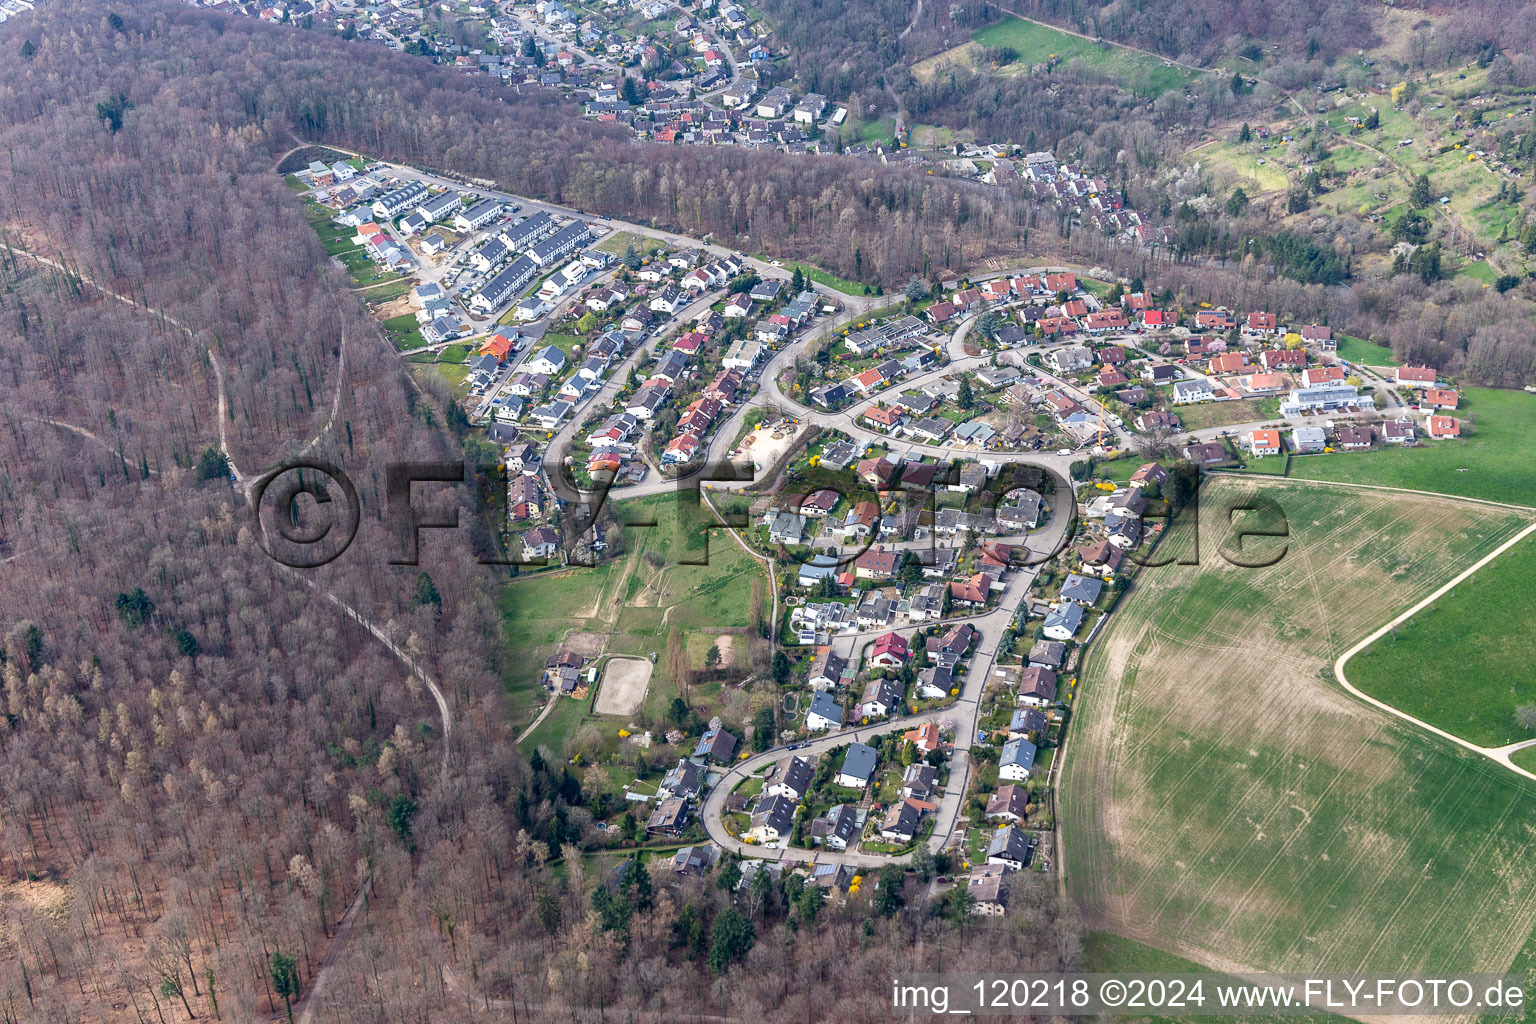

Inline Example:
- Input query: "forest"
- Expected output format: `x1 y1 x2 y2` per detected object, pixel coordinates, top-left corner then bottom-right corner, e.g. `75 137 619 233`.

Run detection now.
0 4 1081 1021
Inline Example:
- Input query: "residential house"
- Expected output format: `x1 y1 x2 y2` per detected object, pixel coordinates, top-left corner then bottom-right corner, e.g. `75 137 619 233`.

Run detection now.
766 757 814 801
967 867 1012 916
646 797 690 836
1335 424 1373 450
863 404 906 430
1046 346 1094 374
1106 514 1141 550
1247 429 1283 456
836 743 878 788
810 804 861 850
1425 414 1461 439
841 499 881 539
805 692 845 732
855 593 894 630
1277 383 1376 417
949 573 992 607
904 721 942 756
999 737 1038 780
1017 665 1058 706
1396 365 1437 386
860 677 904 720
901 763 938 802
1290 426 1327 453
1238 372 1286 396
879 800 923 843
755 86 791 118
792 93 828 123
1301 365 1346 388
995 491 1043 531
521 526 560 561
987 825 1036 869
868 632 910 668
1183 441 1228 465
1059 573 1103 605
1171 378 1215 404
751 794 796 841
1009 707 1048 740
1208 351 1250 375
659 758 704 801
763 509 807 545
670 845 717 876
1382 418 1415 444
1041 603 1083 641
1246 311 1281 335
526 345 568 376
453 198 503 233
854 545 900 580
508 477 543 520
808 647 848 690
1261 348 1307 372
1076 539 1122 578
986 783 1031 823
931 622 975 658
1027 640 1066 670
692 725 738 764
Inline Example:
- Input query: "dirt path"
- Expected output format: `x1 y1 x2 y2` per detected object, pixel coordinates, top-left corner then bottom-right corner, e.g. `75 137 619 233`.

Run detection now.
1333 517 1536 777
294 881 371 1024
982 1 1205 73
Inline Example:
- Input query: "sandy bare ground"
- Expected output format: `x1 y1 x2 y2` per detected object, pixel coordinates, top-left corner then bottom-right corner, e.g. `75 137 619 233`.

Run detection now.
594 656 653 716
564 630 608 659
734 421 802 473
710 634 738 667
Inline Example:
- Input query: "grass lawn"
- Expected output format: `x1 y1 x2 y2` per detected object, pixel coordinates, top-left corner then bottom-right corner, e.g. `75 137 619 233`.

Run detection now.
1457 260 1499 286
520 696 590 757
596 231 666 259
854 116 894 146
1345 531 1536 747
972 16 1196 97
793 263 866 296
1092 454 1176 486
1062 478 1536 980
383 312 427 351
1334 333 1399 367
1289 387 1536 507
500 492 768 729
362 278 415 306
1170 397 1279 431
1222 451 1289 475
1512 747 1536 774
542 332 586 358
434 362 471 389
1192 141 1292 194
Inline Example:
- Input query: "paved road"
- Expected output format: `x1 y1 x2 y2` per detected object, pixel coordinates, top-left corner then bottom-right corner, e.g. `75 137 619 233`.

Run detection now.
697 481 1075 866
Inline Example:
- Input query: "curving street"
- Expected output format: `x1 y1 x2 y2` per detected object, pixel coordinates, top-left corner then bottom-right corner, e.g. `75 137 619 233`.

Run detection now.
697 479 1077 867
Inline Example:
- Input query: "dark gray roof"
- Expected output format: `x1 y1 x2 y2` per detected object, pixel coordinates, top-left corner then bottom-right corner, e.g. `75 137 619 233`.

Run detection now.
988 824 1034 863
840 742 877 784
1059 573 1103 604
807 692 844 726
1001 737 1037 772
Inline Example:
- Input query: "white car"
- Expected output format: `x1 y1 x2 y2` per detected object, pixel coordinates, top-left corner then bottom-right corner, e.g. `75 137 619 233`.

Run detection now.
1057 448 1072 456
